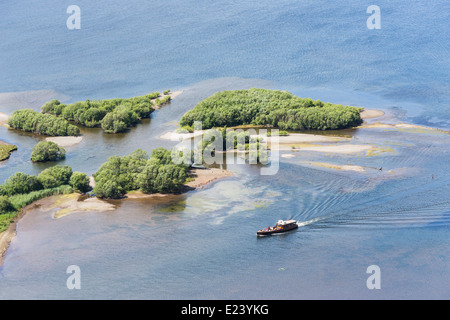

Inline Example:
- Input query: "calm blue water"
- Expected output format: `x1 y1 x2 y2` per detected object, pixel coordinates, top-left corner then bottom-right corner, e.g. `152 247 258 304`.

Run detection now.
0 0 449 299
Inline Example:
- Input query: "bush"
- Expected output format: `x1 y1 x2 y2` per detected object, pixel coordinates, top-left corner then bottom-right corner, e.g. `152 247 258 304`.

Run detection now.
31 141 66 162
41 92 161 133
8 109 80 136
93 148 188 198
267 130 289 136
0 172 42 196
100 106 140 133
38 165 73 189
69 172 91 193
176 125 194 133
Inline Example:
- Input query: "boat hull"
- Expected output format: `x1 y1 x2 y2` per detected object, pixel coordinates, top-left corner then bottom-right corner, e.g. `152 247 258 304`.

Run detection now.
257 224 298 236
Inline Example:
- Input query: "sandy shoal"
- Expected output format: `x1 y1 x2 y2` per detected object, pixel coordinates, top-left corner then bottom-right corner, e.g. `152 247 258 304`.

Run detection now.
300 161 368 172
274 143 373 154
359 122 449 133
45 136 83 147
185 167 233 189
360 109 385 120
267 133 346 144
159 130 204 141
168 90 183 100
152 90 184 109
50 194 116 219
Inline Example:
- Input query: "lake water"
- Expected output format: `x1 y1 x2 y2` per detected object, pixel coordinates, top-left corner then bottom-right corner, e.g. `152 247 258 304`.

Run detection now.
0 0 449 299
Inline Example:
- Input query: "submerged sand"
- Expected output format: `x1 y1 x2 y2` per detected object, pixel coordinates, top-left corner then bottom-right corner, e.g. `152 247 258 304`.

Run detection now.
359 122 449 133
50 194 116 219
299 161 369 172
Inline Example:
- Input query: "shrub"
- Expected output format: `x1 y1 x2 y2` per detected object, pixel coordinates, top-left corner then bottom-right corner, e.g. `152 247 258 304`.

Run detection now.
176 125 194 133
0 196 14 214
38 165 73 189
267 130 289 136
31 141 66 162
0 172 42 196
93 148 188 198
69 172 91 193
41 92 160 133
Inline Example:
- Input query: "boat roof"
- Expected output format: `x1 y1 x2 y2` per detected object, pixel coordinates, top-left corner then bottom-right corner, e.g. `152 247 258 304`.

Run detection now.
277 219 297 225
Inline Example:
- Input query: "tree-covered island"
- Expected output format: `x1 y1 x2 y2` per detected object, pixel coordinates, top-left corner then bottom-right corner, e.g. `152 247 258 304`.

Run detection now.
180 88 363 131
7 91 173 136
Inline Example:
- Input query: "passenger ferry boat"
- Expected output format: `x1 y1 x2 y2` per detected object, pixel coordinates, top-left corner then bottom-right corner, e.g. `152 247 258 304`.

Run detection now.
257 220 298 236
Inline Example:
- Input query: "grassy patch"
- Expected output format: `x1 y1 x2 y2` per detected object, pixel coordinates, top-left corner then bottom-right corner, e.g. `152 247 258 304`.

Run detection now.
0 144 17 161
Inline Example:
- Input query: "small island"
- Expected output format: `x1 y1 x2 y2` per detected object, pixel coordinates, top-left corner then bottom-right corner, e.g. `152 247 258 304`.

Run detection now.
6 90 181 138
41 91 176 133
180 88 363 131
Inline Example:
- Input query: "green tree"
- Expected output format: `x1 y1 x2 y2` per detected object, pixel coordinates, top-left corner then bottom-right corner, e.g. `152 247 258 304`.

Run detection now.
0 195 15 214
0 172 42 196
8 109 80 136
179 88 363 131
70 172 91 193
38 165 73 189
31 141 66 162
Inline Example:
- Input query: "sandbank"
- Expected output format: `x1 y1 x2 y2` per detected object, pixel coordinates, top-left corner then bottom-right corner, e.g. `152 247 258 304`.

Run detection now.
50 194 116 219
185 167 233 189
159 130 204 141
359 122 449 133
152 90 184 109
266 133 346 144
45 136 83 147
299 161 368 172
167 90 184 100
360 109 385 120
274 143 374 154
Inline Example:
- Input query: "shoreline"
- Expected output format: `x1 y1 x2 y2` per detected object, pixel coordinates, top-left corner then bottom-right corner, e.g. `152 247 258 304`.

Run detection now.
0 205 27 266
0 167 232 266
